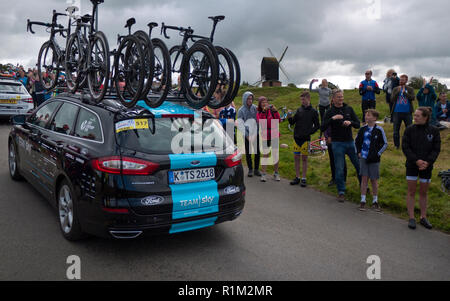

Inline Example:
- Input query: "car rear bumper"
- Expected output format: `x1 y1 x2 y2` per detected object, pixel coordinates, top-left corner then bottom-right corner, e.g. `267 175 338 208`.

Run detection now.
81 195 245 239
0 108 33 116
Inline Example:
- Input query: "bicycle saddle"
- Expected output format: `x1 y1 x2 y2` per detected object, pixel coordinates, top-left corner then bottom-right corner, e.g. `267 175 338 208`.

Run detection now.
209 15 225 22
66 6 79 15
125 18 136 29
147 22 158 29
81 14 92 23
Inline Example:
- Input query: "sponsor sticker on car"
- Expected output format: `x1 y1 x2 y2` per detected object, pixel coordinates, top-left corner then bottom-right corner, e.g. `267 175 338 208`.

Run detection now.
115 119 149 133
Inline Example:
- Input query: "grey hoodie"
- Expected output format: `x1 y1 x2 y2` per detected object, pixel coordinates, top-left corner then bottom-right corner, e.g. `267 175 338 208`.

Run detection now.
237 91 258 137
310 82 332 107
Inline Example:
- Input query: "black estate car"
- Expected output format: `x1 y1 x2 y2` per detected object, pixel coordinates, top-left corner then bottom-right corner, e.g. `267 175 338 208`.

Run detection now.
8 94 245 240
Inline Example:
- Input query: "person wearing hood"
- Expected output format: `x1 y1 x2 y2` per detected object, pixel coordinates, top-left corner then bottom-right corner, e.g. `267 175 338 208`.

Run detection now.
237 91 261 177
402 107 441 230
417 78 437 108
321 89 361 202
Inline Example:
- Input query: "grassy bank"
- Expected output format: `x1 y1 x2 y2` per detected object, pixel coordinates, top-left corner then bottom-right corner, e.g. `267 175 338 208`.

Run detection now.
231 86 450 232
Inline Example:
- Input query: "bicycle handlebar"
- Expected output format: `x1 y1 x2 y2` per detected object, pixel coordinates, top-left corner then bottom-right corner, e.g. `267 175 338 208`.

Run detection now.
161 23 194 40
27 19 65 35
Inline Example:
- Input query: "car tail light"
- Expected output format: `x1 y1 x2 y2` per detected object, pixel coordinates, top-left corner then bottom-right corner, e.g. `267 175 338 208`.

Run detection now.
92 156 159 175
224 150 242 168
22 98 33 104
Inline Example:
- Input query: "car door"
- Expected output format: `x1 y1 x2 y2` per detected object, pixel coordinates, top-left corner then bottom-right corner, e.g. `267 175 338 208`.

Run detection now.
25 101 61 196
45 102 80 192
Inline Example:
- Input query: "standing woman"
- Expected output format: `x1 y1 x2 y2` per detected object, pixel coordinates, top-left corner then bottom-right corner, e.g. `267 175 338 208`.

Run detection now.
257 96 281 182
402 107 441 230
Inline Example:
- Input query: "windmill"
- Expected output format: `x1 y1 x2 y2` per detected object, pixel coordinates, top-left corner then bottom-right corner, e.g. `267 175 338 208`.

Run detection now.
252 46 290 87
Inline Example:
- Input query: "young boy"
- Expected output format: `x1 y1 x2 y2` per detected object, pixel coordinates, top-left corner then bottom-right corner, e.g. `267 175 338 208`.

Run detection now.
355 109 388 211
288 91 320 187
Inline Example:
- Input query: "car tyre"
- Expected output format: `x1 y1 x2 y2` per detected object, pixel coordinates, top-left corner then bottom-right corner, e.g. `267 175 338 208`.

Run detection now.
8 141 23 181
57 180 86 241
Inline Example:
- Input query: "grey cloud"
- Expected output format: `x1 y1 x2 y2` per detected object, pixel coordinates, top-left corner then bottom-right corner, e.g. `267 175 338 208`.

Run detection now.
2 0 449 88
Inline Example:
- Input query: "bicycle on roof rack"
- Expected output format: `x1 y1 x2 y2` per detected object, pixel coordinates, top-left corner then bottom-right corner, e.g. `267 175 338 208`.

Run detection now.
27 9 70 90
64 0 110 103
185 15 241 110
109 17 147 108
161 23 219 109
129 21 172 108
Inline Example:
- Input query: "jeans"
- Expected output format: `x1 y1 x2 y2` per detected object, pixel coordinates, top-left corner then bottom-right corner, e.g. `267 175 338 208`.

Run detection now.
393 112 412 148
319 105 330 136
244 135 260 171
332 141 361 195
361 100 376 122
327 142 347 181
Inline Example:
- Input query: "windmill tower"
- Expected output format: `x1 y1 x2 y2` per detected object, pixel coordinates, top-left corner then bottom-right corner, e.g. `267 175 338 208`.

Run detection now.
259 46 290 87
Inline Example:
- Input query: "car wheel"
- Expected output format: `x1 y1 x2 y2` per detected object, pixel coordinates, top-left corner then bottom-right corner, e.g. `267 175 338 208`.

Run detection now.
9 142 23 181
57 180 85 241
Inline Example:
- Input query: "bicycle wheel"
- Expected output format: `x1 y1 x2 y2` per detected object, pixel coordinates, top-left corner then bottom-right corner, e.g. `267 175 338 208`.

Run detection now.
145 37 171 108
87 31 110 102
113 35 145 108
133 30 155 100
180 42 218 109
207 46 234 109
169 45 183 91
225 48 241 104
65 33 88 93
37 41 59 90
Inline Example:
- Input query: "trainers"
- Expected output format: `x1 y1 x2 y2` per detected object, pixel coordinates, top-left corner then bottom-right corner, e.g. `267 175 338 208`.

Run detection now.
254 170 262 177
420 218 433 230
260 174 266 182
371 202 381 212
300 179 307 187
359 202 366 211
408 219 416 230
248 169 254 177
328 179 335 187
274 173 281 182
338 194 345 203
290 178 300 185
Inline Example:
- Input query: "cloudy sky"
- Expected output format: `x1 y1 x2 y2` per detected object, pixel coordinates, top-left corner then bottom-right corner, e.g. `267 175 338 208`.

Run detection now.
1 0 449 88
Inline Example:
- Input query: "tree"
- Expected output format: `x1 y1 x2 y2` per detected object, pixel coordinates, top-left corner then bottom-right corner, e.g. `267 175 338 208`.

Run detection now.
409 76 448 92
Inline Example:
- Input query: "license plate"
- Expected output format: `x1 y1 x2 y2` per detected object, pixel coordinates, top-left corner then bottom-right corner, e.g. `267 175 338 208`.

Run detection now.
0 99 17 104
169 167 215 184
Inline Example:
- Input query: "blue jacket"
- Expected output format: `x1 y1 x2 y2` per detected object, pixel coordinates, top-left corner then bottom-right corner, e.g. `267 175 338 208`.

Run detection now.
359 80 381 101
416 84 437 108
435 101 450 120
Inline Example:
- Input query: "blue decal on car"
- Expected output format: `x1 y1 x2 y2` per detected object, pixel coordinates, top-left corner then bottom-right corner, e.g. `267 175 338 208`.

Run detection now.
169 217 218 234
169 152 217 170
170 180 219 220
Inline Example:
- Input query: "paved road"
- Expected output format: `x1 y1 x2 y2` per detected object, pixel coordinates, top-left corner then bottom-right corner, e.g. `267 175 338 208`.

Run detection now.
0 121 449 281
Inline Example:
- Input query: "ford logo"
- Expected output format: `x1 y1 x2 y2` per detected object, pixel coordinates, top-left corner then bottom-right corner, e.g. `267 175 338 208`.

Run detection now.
224 186 240 195
141 196 164 206
190 160 201 166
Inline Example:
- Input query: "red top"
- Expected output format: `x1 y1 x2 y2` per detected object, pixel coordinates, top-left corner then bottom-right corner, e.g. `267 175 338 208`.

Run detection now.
257 109 281 141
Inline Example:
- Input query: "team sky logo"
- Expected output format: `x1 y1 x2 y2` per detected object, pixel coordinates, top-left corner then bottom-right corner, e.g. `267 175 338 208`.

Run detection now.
179 195 216 208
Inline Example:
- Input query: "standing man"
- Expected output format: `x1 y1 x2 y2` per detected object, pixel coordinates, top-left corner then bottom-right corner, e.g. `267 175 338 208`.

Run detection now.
237 92 261 177
359 70 381 123
390 74 415 149
309 78 332 128
288 91 320 187
322 89 361 202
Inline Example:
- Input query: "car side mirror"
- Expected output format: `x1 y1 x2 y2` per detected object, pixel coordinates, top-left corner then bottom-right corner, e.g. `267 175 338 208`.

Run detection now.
11 115 27 126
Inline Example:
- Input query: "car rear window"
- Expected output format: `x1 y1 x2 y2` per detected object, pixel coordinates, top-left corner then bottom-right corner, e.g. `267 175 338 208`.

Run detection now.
115 117 234 154
0 82 27 94
49 103 79 135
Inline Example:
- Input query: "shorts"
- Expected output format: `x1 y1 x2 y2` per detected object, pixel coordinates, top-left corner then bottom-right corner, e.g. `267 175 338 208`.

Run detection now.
359 158 380 179
406 166 433 183
293 140 309 156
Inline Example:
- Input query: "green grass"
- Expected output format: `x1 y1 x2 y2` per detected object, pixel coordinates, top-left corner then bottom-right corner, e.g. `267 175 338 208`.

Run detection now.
232 86 450 232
